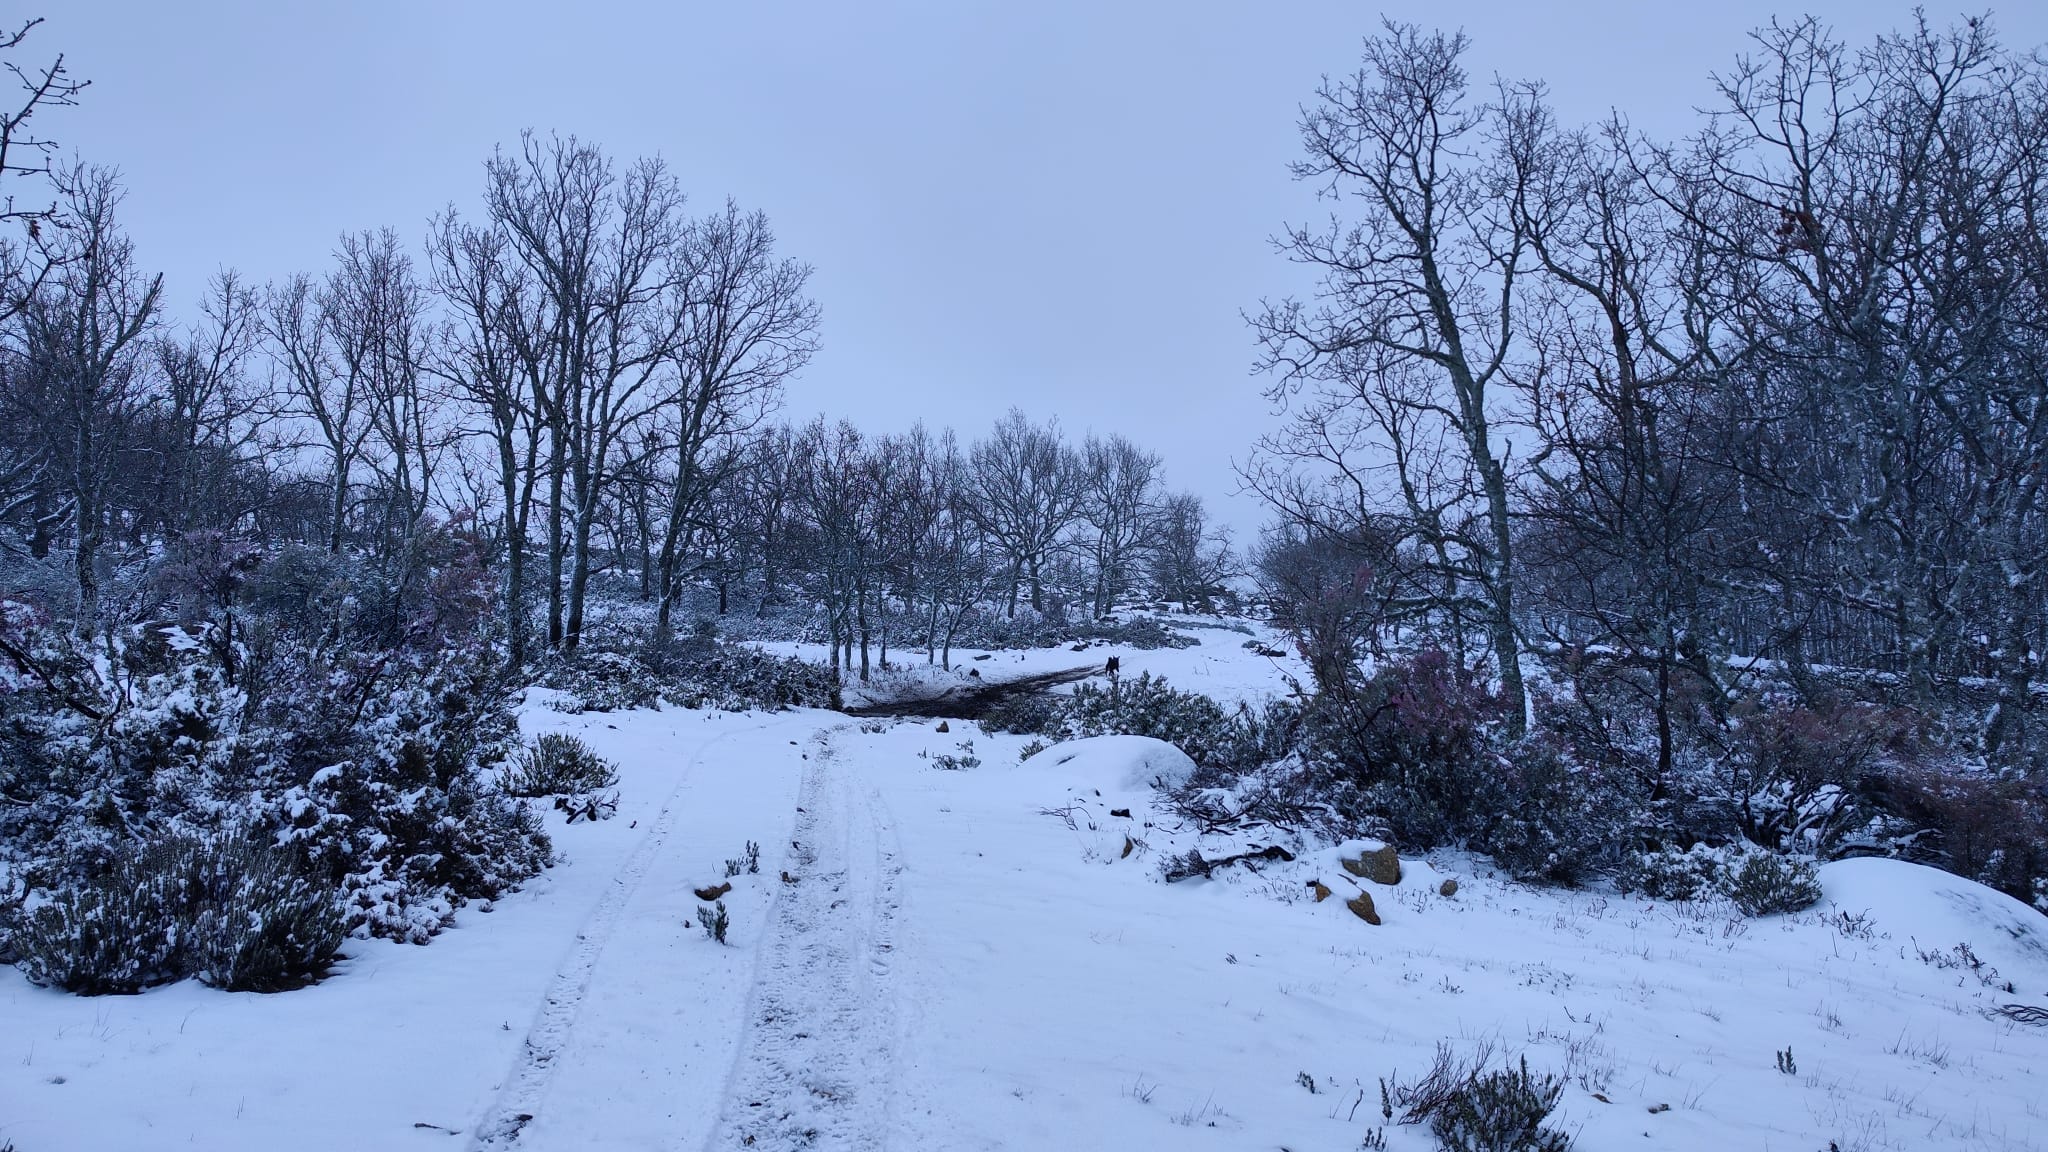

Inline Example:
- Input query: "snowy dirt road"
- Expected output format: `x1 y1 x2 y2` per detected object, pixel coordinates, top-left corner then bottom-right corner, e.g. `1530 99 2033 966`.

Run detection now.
9 687 2048 1152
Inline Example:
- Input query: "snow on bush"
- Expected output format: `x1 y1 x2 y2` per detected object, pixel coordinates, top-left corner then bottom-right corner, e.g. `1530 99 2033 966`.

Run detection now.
541 641 839 715
0 569 554 961
14 830 344 995
502 733 621 797
1720 850 1824 917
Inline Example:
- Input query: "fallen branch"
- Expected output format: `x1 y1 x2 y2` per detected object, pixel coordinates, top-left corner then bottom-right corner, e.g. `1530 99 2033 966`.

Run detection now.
1161 843 1295 882
1996 1004 2048 1025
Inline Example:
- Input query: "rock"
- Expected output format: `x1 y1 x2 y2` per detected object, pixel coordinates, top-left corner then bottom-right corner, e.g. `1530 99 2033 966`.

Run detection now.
1346 891 1381 925
936 720 950 733
1310 880 1333 902
1341 844 1402 885
1121 835 1135 859
1439 878 1459 898
1109 807 1131 818
693 881 732 901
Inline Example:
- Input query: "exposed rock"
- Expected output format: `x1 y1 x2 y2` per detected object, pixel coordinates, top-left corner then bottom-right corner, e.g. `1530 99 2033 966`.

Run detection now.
1340 844 1402 885
693 881 732 902
1438 878 1459 898
1121 835 1135 859
935 720 950 733
1310 880 1333 902
1346 891 1381 925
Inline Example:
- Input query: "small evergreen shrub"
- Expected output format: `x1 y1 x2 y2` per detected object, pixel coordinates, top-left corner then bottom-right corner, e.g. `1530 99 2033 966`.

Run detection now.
1428 1058 1572 1152
1478 738 1632 886
978 692 1063 737
723 841 761 878
1384 1046 1571 1152
189 844 348 992
502 733 620 797
933 740 982 770
1614 844 1724 901
14 854 182 995
1722 852 1823 916
1060 673 1237 761
698 900 729 944
543 642 840 714
15 832 344 995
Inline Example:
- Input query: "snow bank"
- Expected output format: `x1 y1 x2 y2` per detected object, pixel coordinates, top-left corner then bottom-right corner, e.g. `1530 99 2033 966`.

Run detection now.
1033 735 1195 794
1821 855 2048 980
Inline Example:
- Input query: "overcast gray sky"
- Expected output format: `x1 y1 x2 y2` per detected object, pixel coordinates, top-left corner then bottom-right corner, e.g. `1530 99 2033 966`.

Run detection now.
43 2 2048 536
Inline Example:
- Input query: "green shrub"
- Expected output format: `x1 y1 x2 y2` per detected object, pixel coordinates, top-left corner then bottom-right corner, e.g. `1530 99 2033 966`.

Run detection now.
190 845 347 992
1722 851 1823 916
1428 1058 1572 1152
1614 844 1724 901
502 733 620 797
14 831 343 995
14 854 182 995
698 900 729 944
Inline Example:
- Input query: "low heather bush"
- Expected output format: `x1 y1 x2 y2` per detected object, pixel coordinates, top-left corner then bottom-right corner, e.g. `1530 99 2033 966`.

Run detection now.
14 831 344 995
502 733 620 797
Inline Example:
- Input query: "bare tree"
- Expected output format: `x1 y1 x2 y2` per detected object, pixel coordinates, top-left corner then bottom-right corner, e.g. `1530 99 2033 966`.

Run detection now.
13 165 160 627
486 132 685 652
650 199 818 644
325 229 437 578
262 270 369 554
1079 433 1161 617
149 269 261 539
1148 491 1234 611
1667 16 2048 756
1252 22 1536 733
428 207 546 667
967 408 1084 617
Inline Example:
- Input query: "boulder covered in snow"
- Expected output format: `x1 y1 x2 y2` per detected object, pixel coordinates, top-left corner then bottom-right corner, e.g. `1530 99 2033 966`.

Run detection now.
1034 735 1196 795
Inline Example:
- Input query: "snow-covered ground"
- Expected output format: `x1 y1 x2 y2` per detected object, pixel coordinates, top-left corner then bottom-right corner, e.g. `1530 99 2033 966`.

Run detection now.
758 613 1310 712
6 642 2048 1151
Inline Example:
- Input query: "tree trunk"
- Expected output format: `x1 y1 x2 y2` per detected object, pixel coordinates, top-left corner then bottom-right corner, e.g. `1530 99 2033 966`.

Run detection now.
547 458 565 650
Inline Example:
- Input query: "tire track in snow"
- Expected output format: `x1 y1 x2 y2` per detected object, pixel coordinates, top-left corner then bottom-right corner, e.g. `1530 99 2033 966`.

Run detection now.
706 730 905 1151
466 719 791 1149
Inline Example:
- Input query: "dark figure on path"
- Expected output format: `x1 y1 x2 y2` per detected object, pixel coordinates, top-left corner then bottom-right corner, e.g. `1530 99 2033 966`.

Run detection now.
1105 655 1121 677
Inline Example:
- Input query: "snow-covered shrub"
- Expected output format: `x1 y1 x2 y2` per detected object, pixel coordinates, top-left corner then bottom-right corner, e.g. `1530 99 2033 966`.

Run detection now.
177 834 346 992
1009 672 1287 776
1613 844 1724 901
1720 851 1822 916
1476 738 1635 886
502 734 620 797
977 691 1064 737
664 643 840 712
932 739 981 770
1717 699 1910 855
1426 1057 1572 1152
13 843 182 994
698 900 729 944
13 830 343 994
0 870 21 966
1384 1045 1571 1152
541 650 664 713
1057 673 1239 763
542 642 838 715
247 641 551 943
1295 651 1502 848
